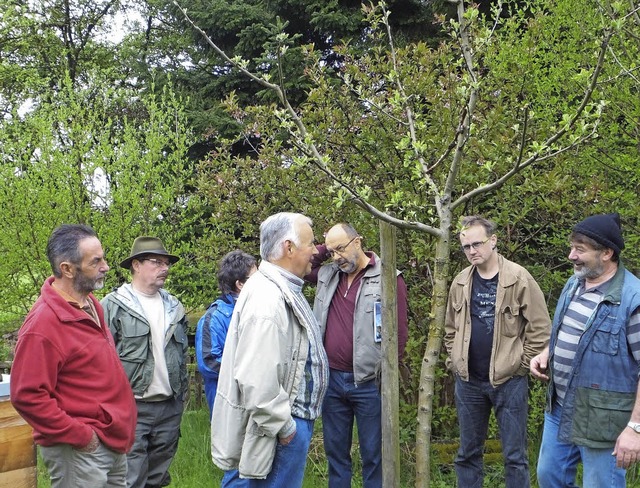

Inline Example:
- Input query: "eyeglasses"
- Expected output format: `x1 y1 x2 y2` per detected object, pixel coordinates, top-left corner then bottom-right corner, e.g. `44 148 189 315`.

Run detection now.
142 258 172 268
327 236 359 256
460 238 489 253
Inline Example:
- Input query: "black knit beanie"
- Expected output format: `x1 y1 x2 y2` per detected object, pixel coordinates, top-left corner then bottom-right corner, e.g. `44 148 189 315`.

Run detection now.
573 213 624 255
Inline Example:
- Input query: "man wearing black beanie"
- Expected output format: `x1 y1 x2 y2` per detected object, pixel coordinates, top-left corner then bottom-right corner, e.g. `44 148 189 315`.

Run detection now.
531 213 640 487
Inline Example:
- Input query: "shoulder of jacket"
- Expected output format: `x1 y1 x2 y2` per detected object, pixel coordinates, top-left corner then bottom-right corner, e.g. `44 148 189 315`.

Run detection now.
498 256 534 282
453 266 473 285
318 263 340 279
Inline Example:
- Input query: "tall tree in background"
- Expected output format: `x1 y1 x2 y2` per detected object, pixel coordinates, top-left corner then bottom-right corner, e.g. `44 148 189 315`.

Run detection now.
0 0 128 111
0 0 196 317
111 0 446 157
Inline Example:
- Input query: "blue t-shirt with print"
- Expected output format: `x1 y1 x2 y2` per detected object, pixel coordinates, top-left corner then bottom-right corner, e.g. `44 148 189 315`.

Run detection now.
468 270 498 381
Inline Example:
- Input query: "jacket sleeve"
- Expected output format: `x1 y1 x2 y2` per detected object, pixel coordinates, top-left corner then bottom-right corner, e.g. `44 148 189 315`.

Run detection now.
396 275 409 359
101 297 120 345
196 306 227 378
443 282 458 368
519 274 551 367
233 310 294 438
10 333 94 448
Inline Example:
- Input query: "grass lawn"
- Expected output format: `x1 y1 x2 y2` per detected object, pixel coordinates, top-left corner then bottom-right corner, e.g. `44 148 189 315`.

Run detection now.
169 407 330 487
47 404 640 487
37 406 330 487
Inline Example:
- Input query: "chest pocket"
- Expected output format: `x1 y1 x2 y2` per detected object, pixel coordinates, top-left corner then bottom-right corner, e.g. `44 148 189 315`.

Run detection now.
452 301 465 331
591 330 620 356
590 309 621 356
118 317 150 361
500 305 520 337
359 280 381 316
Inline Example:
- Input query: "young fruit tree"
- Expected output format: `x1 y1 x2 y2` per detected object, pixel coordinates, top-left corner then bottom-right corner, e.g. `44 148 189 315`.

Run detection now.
175 0 631 485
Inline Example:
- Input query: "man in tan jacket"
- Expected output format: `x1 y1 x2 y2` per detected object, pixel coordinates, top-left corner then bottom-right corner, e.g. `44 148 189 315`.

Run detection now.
444 215 550 488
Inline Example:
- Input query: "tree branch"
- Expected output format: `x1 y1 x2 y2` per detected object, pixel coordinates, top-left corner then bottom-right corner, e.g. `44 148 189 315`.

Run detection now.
451 28 612 210
381 4 442 217
175 1 441 237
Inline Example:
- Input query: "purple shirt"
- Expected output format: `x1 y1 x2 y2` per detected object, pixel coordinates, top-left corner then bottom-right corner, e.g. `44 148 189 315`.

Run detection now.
306 245 409 372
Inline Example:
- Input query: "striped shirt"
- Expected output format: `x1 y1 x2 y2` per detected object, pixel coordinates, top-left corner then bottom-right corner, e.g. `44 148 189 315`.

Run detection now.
553 279 640 404
275 265 329 421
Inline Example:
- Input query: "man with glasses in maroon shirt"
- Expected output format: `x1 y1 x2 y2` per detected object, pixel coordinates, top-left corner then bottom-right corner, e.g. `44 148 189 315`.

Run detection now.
306 223 408 488
102 236 188 488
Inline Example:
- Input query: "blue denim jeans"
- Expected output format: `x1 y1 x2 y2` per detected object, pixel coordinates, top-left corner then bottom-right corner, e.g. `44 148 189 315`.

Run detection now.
537 402 626 488
322 369 382 488
222 468 249 488
247 416 314 488
454 375 530 488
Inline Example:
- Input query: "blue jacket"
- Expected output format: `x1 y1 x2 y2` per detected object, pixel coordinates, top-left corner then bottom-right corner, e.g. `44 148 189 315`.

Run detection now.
548 262 640 448
196 294 236 381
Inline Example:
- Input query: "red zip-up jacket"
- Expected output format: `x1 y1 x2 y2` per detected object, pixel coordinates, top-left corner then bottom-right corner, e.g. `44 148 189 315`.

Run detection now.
10 277 137 453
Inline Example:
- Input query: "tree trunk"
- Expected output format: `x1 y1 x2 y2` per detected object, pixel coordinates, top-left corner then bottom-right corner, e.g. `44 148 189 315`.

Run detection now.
380 220 400 487
415 227 452 488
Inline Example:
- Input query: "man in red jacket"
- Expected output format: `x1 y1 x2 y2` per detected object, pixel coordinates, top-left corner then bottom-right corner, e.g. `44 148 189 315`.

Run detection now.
10 224 137 488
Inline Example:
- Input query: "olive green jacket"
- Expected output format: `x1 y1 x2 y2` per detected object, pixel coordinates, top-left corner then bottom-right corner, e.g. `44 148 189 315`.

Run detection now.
102 284 189 399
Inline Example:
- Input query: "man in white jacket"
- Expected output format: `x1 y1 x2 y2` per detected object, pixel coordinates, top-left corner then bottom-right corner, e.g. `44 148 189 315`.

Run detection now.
211 212 329 487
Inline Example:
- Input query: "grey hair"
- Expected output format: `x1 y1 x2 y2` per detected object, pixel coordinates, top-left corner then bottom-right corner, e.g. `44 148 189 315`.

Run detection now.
46 224 98 278
460 215 497 237
260 212 312 261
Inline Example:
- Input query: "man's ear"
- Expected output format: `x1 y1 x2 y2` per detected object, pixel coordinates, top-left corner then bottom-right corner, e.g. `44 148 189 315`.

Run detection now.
59 261 75 279
602 247 615 262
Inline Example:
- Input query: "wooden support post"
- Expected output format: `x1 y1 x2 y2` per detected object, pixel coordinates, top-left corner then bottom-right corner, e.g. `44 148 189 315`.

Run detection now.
379 220 400 487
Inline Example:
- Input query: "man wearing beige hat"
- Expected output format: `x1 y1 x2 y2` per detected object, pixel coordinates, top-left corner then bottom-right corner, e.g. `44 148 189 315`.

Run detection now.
102 237 189 488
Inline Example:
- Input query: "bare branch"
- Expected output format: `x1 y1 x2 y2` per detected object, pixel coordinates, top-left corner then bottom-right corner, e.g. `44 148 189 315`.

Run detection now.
451 28 612 209
175 0 441 236
443 0 479 208
428 106 467 173
380 4 442 216
173 2 283 97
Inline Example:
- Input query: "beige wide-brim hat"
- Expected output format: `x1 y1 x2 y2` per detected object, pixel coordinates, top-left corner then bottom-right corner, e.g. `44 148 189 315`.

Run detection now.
120 236 180 269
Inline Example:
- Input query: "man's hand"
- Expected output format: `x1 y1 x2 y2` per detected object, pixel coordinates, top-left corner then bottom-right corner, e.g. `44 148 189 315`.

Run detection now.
613 427 640 468
78 430 100 453
530 347 550 382
279 430 296 446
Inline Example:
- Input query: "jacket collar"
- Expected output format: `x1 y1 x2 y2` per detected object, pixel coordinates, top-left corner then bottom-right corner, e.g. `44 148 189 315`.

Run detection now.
454 254 517 287
602 262 625 303
41 276 105 326
111 282 183 319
